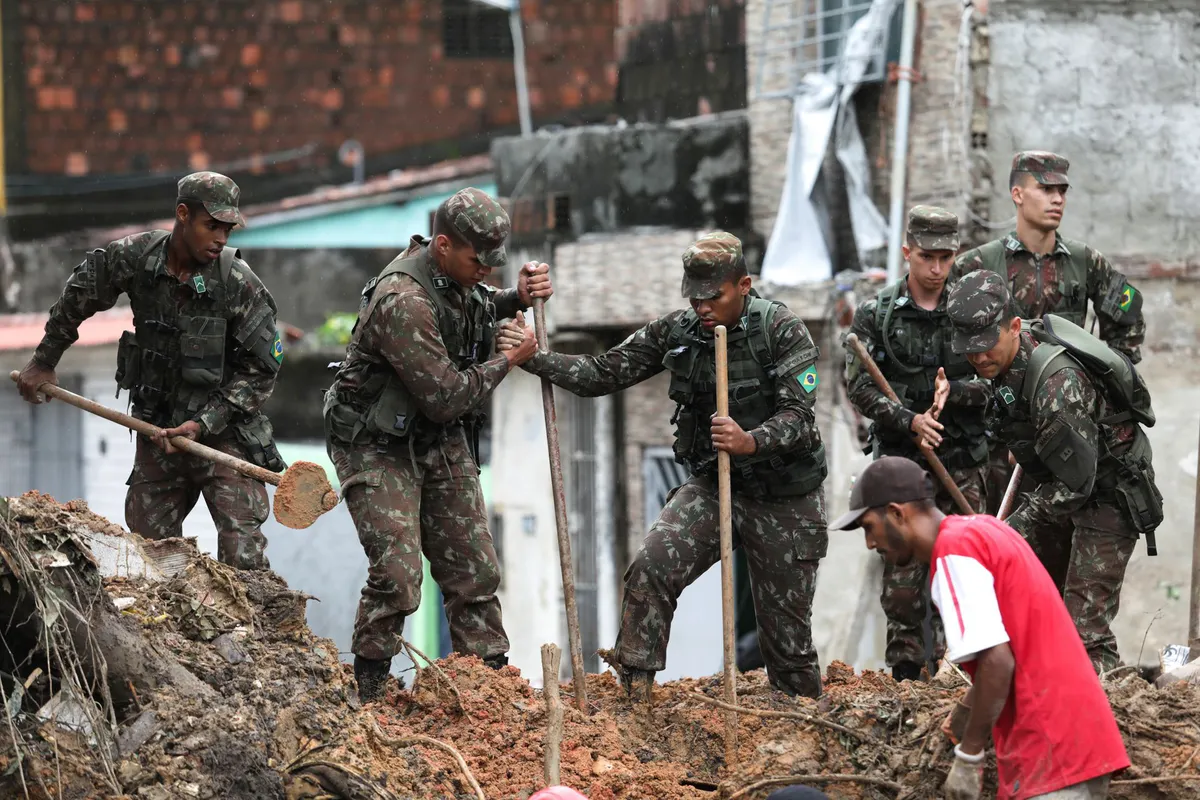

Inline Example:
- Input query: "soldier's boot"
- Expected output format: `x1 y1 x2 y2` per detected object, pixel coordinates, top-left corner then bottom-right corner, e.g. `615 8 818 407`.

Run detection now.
483 654 509 670
892 661 923 682
615 665 655 704
354 655 392 703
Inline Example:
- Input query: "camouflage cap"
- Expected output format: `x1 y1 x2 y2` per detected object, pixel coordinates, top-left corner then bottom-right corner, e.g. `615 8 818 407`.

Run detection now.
177 171 246 227
441 187 510 268
906 205 959 251
680 232 744 300
946 269 1014 354
1011 150 1070 187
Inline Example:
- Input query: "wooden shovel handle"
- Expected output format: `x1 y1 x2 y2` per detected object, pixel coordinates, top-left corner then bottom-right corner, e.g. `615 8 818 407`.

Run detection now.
9 370 281 487
844 335 975 515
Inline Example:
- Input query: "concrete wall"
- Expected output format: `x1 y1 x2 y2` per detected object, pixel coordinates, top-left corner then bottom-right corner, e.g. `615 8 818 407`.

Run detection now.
987 0 1200 260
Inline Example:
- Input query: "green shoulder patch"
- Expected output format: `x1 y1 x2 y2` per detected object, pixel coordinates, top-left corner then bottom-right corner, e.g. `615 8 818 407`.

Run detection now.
192 274 207 294
997 385 1016 405
1119 284 1135 312
797 365 819 394
272 330 284 363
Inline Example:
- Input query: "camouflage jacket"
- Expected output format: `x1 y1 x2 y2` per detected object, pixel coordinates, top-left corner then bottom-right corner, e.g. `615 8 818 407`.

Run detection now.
35 231 280 436
326 240 525 438
952 232 1145 362
845 277 990 465
523 301 823 460
992 332 1139 534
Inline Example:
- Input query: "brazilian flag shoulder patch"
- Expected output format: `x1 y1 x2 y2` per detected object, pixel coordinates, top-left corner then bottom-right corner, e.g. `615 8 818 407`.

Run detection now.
797 365 819 394
272 330 284 363
1119 283 1135 312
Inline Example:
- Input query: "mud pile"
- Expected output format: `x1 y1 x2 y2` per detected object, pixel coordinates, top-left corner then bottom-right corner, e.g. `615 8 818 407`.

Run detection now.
1 492 1197 800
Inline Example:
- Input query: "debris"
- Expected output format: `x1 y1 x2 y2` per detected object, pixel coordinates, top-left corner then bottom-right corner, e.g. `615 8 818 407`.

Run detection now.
35 690 99 744
2 491 1199 800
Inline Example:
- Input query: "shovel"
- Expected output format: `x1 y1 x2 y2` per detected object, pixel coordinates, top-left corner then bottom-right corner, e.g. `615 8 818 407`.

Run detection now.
10 371 338 529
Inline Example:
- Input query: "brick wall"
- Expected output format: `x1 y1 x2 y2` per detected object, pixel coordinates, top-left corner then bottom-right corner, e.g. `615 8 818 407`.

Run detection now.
9 0 617 176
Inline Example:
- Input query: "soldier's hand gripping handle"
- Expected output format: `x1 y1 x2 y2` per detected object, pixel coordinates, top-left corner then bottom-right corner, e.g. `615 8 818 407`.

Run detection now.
15 359 57 404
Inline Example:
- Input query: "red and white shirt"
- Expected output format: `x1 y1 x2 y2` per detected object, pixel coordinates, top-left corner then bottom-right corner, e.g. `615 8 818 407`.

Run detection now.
930 514 1130 800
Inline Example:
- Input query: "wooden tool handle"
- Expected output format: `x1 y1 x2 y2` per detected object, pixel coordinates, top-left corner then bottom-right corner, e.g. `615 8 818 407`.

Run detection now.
10 370 282 487
844 335 974 515
713 324 738 766
998 464 1023 521
531 299 588 711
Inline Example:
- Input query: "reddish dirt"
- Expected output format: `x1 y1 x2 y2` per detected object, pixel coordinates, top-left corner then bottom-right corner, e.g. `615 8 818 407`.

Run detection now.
272 460 337 529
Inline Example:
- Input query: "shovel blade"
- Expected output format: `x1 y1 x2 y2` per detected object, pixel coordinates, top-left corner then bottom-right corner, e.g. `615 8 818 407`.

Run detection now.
272 461 339 530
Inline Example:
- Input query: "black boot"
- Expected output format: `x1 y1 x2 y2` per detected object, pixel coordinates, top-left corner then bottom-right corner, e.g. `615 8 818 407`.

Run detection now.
354 655 392 702
892 660 923 682
483 654 509 670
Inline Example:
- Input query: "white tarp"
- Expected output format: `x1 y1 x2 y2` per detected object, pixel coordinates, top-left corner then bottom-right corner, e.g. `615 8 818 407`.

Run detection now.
760 0 899 286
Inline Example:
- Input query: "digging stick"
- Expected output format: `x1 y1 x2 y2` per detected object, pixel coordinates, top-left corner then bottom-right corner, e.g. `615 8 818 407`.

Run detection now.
843 335 974 515
10 371 337 529
540 643 563 786
997 464 1024 521
714 324 738 767
531 298 588 711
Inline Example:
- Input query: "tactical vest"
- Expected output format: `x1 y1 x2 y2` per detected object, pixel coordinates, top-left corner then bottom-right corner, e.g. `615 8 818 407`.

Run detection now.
976 236 1089 325
867 280 988 467
112 233 284 470
661 296 827 499
994 320 1163 550
324 242 498 448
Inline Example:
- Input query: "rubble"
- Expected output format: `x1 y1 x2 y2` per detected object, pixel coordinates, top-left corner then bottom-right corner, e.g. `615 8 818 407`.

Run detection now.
1 491 1198 799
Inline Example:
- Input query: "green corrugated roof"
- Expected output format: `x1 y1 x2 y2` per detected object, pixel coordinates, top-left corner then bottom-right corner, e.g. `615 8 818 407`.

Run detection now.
230 181 498 249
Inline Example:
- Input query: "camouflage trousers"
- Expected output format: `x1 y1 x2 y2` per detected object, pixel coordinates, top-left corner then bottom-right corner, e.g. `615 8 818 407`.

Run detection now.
880 459 986 669
125 433 270 570
1021 514 1137 673
328 430 507 662
614 474 828 697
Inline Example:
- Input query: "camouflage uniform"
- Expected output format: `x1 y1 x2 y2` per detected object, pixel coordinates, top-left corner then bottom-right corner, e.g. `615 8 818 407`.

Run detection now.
523 232 829 697
844 207 989 677
33 173 283 570
952 152 1147 514
324 188 523 664
946 270 1163 672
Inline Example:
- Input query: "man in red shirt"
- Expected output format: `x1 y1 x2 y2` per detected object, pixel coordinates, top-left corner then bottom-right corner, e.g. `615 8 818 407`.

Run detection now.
832 457 1129 800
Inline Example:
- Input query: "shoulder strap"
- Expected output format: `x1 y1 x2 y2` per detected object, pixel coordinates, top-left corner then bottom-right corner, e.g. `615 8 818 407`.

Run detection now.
976 239 1008 277
348 249 441 350
1057 236 1090 302
666 308 702 350
745 296 779 373
1021 344 1076 410
875 279 923 375
219 245 239 283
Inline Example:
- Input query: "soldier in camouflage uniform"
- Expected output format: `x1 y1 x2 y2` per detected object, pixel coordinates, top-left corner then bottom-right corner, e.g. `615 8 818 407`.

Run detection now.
17 172 284 571
941 270 1163 672
323 187 550 701
844 207 990 681
952 152 1147 514
498 232 829 698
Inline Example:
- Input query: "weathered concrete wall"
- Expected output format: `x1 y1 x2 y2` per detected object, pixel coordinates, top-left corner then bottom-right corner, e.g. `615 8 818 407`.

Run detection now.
490 113 752 247
987 0 1200 260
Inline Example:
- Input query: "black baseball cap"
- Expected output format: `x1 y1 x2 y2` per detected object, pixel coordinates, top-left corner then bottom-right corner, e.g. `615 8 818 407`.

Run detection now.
830 456 934 531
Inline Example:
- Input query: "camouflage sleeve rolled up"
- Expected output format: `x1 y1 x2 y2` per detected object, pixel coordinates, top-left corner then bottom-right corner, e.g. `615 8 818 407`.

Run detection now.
194 265 282 436
1005 366 1100 534
375 286 510 422
843 299 915 434
946 374 992 407
491 287 524 320
750 306 822 458
34 235 146 368
1085 246 1145 363
521 313 676 397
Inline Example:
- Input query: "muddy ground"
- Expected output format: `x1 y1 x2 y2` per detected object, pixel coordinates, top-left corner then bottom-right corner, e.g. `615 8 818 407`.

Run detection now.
1 492 1197 799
